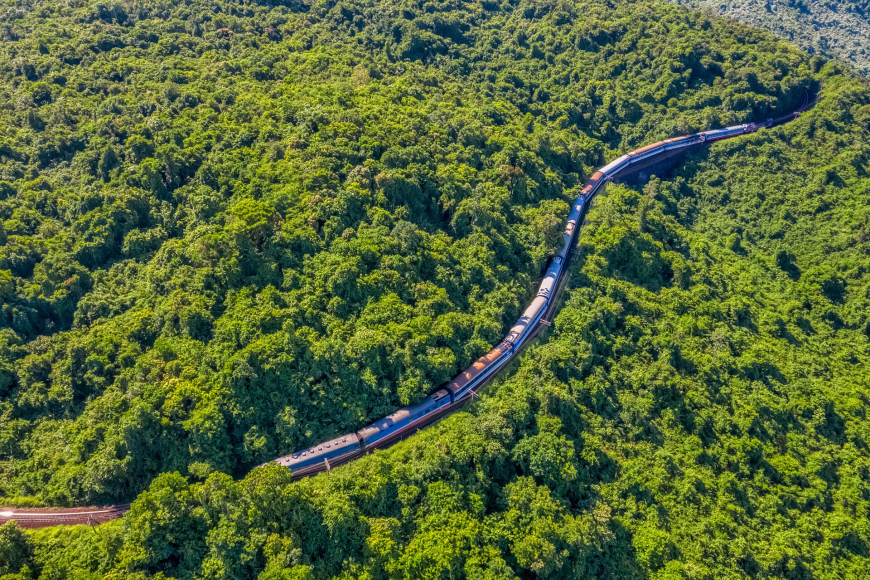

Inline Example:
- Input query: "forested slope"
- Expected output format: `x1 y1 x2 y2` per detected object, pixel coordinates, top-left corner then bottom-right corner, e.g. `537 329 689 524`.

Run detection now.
2 0 870 577
668 0 870 76
4 69 870 580
0 0 814 506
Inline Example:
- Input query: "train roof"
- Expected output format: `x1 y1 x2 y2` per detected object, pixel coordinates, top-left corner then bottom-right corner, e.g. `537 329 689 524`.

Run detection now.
599 155 629 174
444 343 509 395
359 408 412 436
277 433 358 464
581 173 604 194
631 140 666 155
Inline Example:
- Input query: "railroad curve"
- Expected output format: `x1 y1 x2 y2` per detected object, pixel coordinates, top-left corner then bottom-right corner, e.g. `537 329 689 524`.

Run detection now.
1 94 816 529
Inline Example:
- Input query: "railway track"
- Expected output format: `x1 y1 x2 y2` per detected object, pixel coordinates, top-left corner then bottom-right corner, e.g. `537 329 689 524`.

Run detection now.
0 505 131 529
0 92 816 529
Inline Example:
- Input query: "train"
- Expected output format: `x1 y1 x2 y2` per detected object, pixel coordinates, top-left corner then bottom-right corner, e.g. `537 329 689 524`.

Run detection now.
0 97 815 529
264 115 806 479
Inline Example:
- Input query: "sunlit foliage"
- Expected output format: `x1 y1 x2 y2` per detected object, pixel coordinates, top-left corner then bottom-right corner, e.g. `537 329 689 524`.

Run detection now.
0 0 817 506
2 0 869 577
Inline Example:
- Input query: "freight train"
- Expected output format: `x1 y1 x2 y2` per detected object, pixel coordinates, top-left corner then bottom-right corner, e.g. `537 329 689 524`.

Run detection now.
265 116 803 480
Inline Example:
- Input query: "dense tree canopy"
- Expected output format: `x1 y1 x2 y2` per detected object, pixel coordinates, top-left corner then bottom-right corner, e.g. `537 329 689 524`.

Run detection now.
2 0 869 577
5 68 869 579
0 0 817 506
670 0 870 76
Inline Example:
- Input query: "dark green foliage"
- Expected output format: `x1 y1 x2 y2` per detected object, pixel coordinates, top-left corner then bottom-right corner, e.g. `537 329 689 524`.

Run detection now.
11 68 870 580
1 0 869 577
670 0 870 76
0 522 34 578
0 0 817 507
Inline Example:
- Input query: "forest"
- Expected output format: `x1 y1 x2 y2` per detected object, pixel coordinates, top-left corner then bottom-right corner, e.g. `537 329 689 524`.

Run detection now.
1 0 869 577
669 0 870 76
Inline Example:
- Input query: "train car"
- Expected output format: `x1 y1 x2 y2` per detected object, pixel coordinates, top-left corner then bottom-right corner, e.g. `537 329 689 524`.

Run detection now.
598 154 631 176
662 134 706 152
699 128 731 141
443 341 513 401
627 140 667 162
703 123 756 142
662 136 690 151
272 433 362 471
626 137 710 168
537 259 563 299
357 389 452 447
560 196 587 258
581 171 606 196
603 134 704 179
504 293 549 351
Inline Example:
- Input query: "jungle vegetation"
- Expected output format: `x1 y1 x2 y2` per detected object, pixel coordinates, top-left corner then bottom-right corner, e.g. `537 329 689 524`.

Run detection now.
669 0 870 76
1 0 869 577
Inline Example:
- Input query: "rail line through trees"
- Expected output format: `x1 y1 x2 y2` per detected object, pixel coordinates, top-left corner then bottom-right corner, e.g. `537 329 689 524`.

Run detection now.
0 93 816 529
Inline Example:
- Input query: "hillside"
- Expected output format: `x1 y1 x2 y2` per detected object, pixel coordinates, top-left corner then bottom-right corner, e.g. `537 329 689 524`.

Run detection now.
0 0 814 506
1 0 869 577
669 0 870 76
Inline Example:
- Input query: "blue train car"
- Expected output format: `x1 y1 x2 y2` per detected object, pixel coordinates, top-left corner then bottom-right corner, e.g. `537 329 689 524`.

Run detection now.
537 259 563 299
356 389 452 447
559 195 587 259
273 433 362 471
